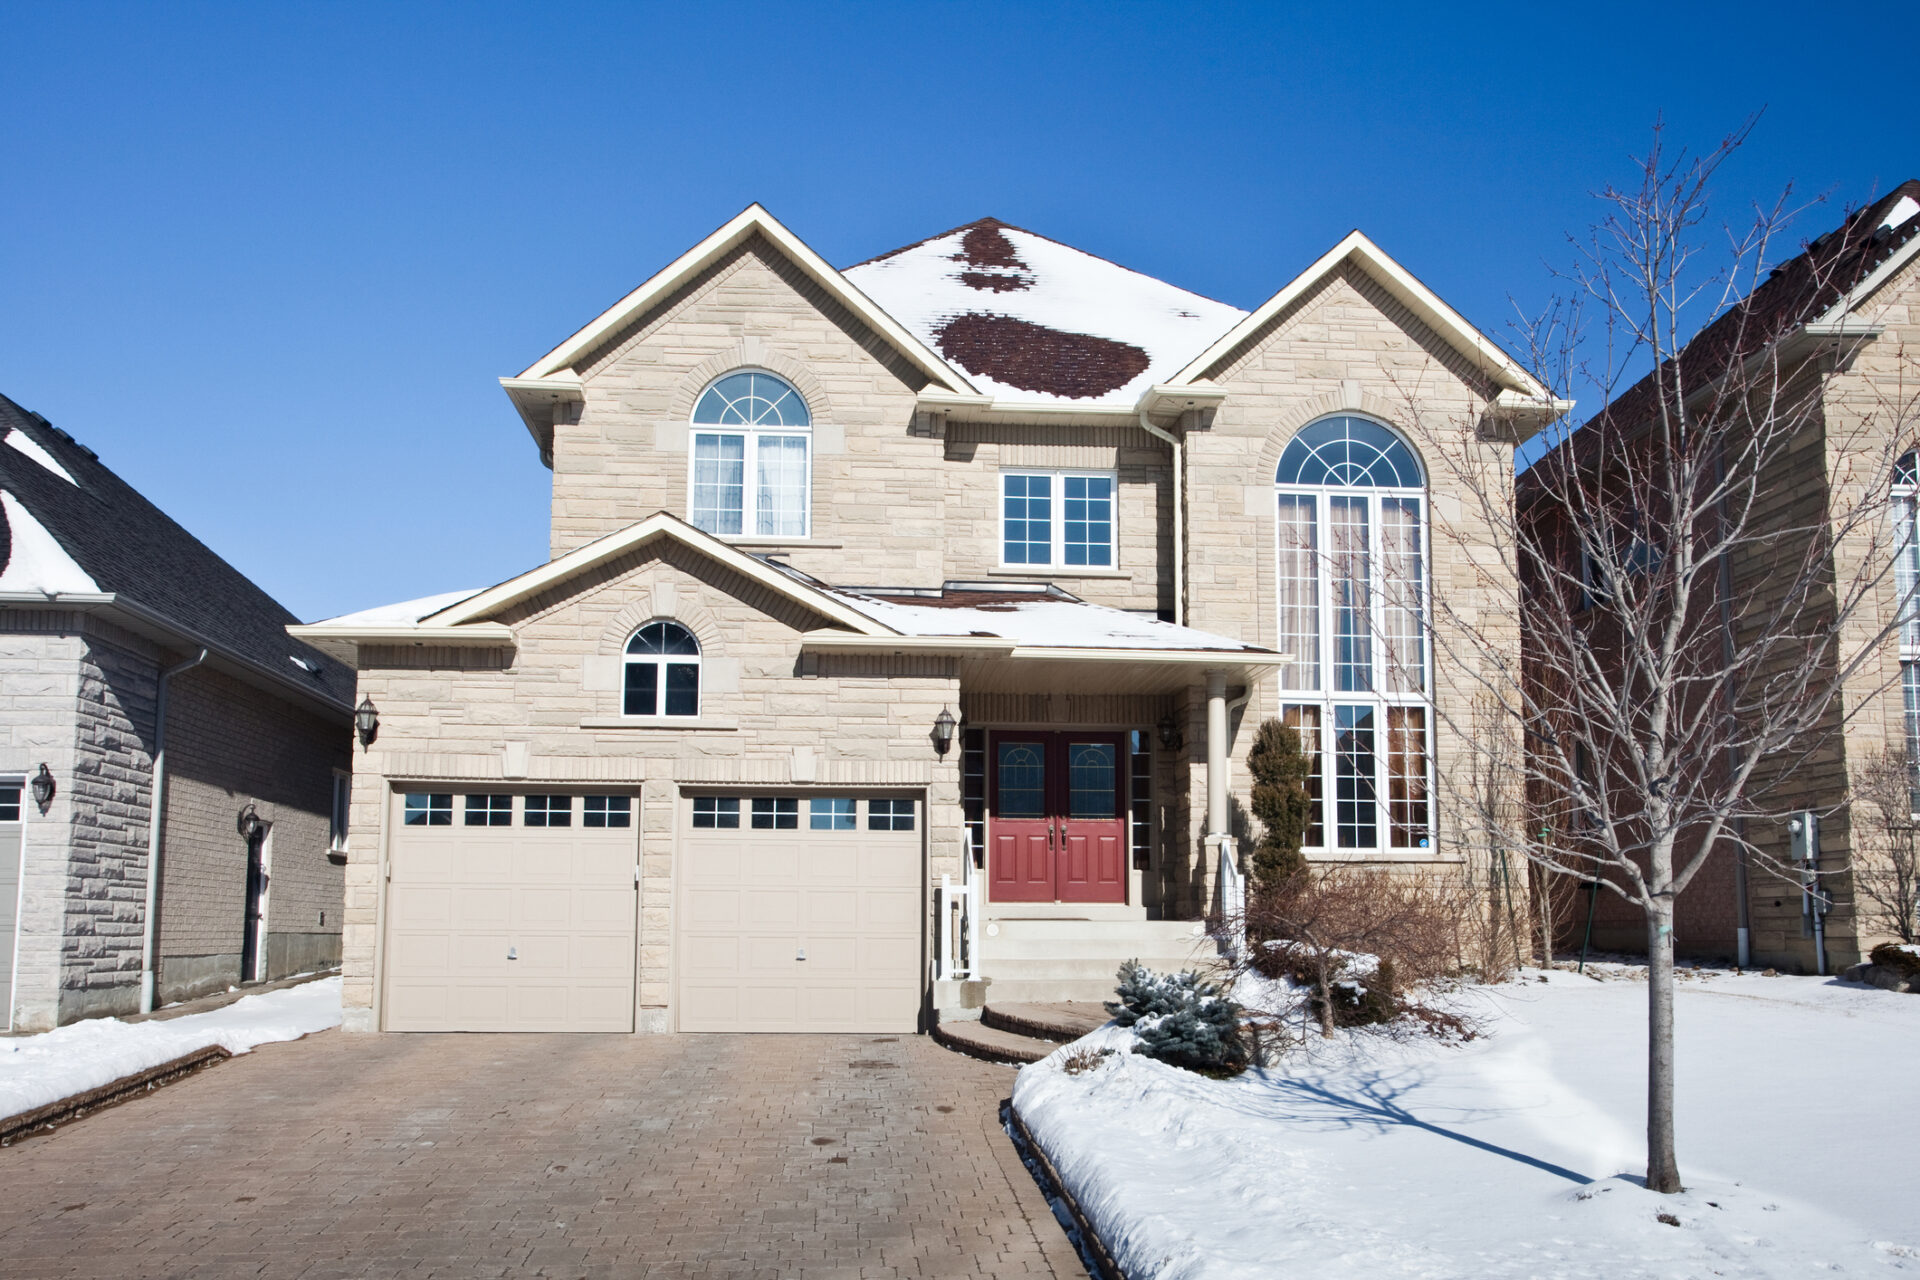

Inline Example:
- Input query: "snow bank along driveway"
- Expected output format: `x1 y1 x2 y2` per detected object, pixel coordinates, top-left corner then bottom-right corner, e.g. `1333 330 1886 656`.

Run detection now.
1013 970 1920 1279
1 976 342 1119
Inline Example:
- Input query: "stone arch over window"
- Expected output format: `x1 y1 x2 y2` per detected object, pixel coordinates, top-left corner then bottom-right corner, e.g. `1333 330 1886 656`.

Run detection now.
1271 411 1433 856
670 344 832 426
624 620 702 718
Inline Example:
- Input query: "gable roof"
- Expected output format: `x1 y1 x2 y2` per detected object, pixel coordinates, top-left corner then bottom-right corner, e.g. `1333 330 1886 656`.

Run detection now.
842 218 1247 408
1526 179 1920 485
1167 230 1554 408
0 392 354 716
502 204 979 455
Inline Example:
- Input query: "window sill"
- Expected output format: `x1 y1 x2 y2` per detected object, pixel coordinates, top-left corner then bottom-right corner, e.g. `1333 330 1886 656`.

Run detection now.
988 568 1131 580
580 716 739 731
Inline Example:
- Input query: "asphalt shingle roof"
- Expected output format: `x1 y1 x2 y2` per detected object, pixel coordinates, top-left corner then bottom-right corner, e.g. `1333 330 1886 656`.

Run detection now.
0 391 353 713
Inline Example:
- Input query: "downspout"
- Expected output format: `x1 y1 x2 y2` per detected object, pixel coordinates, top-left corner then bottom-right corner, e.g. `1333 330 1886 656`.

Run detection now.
1714 445 1754 969
139 648 207 1013
1139 410 1184 626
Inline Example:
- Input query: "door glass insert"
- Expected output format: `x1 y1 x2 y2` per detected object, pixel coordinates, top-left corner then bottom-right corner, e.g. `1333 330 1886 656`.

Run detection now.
1066 742 1118 819
464 794 512 827
751 797 799 829
524 795 572 828
693 796 740 829
996 742 1046 818
809 797 855 830
583 795 631 828
1334 706 1377 848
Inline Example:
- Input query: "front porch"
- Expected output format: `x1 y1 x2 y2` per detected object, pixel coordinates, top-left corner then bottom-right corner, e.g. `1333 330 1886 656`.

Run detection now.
799 586 1285 1019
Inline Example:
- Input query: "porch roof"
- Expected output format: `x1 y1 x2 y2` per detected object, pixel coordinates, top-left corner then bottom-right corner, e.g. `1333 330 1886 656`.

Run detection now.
802 582 1287 694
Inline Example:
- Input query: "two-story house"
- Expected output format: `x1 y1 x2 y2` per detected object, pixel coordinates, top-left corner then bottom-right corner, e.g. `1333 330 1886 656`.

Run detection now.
293 207 1558 1034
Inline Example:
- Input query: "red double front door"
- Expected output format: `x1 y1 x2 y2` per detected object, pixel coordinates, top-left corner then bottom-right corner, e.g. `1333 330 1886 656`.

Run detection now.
988 732 1127 903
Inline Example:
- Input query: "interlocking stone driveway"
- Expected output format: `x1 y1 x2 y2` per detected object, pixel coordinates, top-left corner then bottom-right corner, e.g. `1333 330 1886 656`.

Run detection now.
0 1031 1086 1278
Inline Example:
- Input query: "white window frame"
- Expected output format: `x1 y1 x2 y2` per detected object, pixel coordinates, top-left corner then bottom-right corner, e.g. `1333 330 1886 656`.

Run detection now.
998 469 1119 570
687 370 813 540
623 621 702 719
1275 442 1434 857
1893 455 1920 815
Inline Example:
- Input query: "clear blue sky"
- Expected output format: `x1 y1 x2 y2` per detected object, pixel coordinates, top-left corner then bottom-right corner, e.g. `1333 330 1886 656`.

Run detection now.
2 2 1913 621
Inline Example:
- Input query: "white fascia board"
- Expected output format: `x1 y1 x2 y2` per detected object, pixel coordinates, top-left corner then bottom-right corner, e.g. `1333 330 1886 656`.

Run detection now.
515 204 975 396
1168 231 1549 400
1813 234 1920 328
285 622 516 646
499 374 585 454
912 389 1153 428
1008 646 1288 666
800 634 1016 656
425 511 895 637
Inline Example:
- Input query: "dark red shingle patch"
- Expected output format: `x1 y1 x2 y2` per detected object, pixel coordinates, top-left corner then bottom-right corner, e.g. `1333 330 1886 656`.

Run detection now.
933 312 1151 399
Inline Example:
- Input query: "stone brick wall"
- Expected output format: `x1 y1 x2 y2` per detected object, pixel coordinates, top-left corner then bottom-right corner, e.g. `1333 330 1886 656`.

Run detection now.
546 235 1173 613
157 664 348 1002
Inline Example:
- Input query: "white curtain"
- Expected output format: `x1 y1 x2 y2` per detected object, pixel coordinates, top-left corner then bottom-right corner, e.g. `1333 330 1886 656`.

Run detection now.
1276 494 1319 690
755 435 809 537
691 433 745 535
1380 496 1426 694
1329 495 1372 693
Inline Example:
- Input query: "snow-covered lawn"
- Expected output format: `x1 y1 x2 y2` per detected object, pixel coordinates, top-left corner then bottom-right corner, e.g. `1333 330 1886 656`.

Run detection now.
0 976 341 1119
1014 969 1920 1278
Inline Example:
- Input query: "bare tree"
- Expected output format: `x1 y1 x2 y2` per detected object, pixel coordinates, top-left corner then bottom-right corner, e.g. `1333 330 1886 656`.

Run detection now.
1413 124 1920 1193
1847 748 1920 943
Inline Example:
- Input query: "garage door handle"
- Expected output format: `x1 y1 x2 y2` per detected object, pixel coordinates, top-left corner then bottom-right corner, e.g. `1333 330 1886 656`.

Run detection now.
507 947 517 960
797 948 806 961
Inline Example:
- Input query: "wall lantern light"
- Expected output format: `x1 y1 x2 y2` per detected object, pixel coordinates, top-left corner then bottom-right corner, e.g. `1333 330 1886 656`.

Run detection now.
354 696 379 749
1156 715 1183 752
932 706 958 757
236 802 266 844
29 763 55 812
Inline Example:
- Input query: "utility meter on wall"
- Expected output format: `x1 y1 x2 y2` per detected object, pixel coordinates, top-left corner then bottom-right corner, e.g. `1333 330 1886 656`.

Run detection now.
1788 810 1820 865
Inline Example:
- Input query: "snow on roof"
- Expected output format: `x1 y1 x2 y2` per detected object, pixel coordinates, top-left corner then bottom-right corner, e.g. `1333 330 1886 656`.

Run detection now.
1883 194 1920 231
0 490 99 593
3 428 77 485
844 219 1246 407
311 588 483 628
828 587 1264 652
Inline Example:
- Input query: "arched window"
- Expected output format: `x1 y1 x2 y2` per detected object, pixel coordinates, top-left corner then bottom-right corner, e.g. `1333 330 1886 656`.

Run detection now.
624 621 701 717
1274 415 1431 853
689 371 812 538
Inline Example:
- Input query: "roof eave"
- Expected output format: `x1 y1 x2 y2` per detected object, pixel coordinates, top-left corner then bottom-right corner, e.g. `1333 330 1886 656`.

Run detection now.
499 374 583 463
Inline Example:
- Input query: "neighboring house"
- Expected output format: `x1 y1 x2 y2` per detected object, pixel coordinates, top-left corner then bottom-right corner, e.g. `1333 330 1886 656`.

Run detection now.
1520 181 1920 971
293 206 1560 1035
0 393 354 1030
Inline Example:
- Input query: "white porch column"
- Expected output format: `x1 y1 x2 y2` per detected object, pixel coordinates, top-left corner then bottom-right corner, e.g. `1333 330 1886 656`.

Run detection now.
1205 669 1229 849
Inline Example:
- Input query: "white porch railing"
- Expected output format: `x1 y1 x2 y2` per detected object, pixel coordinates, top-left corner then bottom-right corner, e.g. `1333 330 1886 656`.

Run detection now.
1215 834 1246 960
936 838 982 981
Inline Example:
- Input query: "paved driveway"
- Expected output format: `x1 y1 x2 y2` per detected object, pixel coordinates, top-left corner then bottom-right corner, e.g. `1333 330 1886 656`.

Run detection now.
0 1031 1084 1278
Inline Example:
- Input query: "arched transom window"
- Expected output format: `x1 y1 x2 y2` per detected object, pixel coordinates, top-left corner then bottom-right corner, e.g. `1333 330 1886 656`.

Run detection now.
689 371 812 538
1274 415 1432 853
624 621 701 718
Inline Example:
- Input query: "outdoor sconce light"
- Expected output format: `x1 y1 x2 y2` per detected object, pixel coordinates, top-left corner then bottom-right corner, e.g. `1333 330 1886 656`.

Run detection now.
1156 714 1183 752
236 802 266 844
29 763 55 812
931 706 958 757
354 696 379 749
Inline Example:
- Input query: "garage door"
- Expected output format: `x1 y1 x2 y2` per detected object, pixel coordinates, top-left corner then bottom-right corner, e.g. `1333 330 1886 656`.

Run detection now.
384 789 637 1032
678 793 922 1033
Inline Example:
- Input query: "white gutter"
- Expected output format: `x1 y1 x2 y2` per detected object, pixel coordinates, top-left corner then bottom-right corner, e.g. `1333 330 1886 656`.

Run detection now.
139 647 206 1014
1138 410 1185 625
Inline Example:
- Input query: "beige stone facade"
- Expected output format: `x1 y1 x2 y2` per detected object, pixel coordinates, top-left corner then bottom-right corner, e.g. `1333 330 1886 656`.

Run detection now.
310 207 1551 1034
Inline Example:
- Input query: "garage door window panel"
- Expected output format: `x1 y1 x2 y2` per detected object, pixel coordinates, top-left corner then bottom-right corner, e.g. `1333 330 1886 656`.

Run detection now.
752 797 798 829
584 795 631 828
525 795 572 828
624 621 702 717
404 793 452 826
465 794 512 827
810 798 855 830
868 798 915 831
694 796 740 828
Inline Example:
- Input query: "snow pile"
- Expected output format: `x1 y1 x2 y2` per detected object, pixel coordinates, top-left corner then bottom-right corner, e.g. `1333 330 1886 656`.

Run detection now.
310 587 482 627
0 976 342 1119
1882 194 1919 232
833 591 1263 652
0 490 97 594
3 429 78 484
846 221 1245 407
1015 970 1920 1278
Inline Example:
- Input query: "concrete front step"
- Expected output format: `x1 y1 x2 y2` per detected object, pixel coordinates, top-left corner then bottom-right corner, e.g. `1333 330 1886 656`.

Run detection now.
981 1002 1110 1043
985 918 1211 941
930 1018 1056 1065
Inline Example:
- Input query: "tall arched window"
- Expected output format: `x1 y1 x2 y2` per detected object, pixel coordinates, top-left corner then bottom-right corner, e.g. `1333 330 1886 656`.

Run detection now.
689 370 812 538
625 621 702 717
1274 415 1431 853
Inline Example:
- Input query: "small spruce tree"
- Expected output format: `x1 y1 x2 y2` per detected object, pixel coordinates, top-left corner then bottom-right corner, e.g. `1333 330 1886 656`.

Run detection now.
1247 718 1312 892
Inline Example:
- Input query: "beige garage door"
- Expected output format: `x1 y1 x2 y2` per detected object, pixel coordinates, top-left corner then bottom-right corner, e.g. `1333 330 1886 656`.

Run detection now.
384 790 637 1032
678 793 923 1033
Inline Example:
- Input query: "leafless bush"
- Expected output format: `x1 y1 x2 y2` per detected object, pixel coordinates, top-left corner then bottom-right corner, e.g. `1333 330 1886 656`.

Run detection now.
1848 748 1920 944
1059 1046 1114 1076
1241 865 1470 1036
